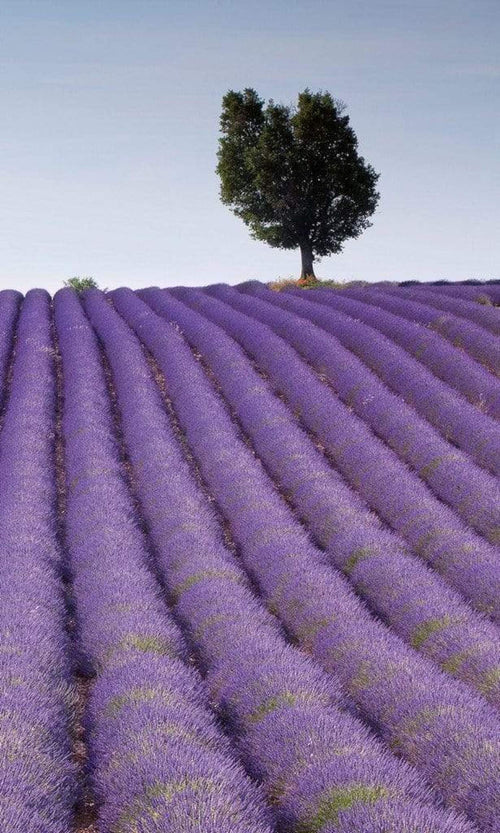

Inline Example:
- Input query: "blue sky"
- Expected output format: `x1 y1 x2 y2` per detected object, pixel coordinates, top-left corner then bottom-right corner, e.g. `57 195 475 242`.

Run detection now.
0 0 498 293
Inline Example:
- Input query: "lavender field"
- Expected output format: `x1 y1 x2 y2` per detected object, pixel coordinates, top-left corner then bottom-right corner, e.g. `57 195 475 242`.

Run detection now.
1 280 499 833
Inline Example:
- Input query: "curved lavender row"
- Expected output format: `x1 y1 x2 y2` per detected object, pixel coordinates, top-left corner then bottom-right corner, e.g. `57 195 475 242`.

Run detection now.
0 290 76 833
279 284 500 468
238 282 500 501
286 286 500 419
343 287 500 375
477 284 500 304
191 284 500 618
195 287 500 618
389 287 500 335
54 287 274 833
0 289 22 398
88 288 475 833
145 287 500 707
409 284 500 305
133 288 500 831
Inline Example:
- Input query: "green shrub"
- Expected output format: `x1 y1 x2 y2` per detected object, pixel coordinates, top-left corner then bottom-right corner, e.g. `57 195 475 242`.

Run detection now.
64 276 99 292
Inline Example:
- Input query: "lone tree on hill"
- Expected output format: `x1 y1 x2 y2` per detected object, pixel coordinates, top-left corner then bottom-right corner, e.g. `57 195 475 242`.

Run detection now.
216 88 380 279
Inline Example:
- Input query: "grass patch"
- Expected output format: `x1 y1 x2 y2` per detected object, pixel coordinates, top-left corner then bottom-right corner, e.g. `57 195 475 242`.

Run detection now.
105 686 177 717
111 777 216 832
410 616 461 650
344 546 374 575
479 667 500 697
299 783 388 831
248 689 330 723
172 568 243 601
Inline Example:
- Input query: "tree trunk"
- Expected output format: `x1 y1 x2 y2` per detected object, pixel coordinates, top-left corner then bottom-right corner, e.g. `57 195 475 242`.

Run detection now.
300 241 315 279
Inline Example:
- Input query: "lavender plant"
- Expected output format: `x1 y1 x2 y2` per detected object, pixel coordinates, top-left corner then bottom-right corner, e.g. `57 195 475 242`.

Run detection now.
237 282 500 486
286 286 500 418
117 287 499 831
393 286 500 335
176 283 500 619
1 278 497 833
83 287 477 833
137 286 500 707
0 290 22 398
262 282 500 473
0 290 76 833
420 283 500 305
54 287 274 833
343 286 500 375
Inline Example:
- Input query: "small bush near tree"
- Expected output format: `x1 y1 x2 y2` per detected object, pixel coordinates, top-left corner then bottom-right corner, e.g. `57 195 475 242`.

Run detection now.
64 276 99 292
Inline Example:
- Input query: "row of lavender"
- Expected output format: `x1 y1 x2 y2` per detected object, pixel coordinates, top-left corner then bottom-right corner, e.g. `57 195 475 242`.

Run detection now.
55 287 274 833
176 284 499 619
84 286 480 832
82 272 496 829
123 287 499 831
270 285 499 475
0 289 272 833
289 287 500 417
345 284 500 374
410 282 500 302
224 283 499 510
1 283 499 831
0 290 76 833
387 285 499 334
137 288 500 703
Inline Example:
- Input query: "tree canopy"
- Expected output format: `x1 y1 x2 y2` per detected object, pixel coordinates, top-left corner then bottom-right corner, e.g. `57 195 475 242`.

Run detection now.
216 88 380 278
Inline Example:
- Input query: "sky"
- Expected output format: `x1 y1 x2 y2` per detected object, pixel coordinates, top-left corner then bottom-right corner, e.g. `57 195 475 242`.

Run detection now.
0 0 498 294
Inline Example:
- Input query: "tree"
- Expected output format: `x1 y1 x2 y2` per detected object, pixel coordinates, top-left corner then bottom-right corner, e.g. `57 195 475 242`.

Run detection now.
64 276 99 292
216 88 380 279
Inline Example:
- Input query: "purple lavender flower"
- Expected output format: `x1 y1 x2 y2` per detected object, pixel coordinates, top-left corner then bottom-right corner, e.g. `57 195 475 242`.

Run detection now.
0 290 76 833
256 282 500 476
169 283 500 620
235 285 500 521
131 285 500 708
110 286 499 831
83 286 480 833
342 285 500 374
285 285 500 418
55 286 274 833
392 285 500 335
0 289 22 398
420 284 500 304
